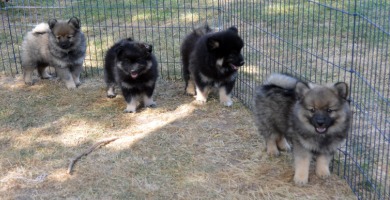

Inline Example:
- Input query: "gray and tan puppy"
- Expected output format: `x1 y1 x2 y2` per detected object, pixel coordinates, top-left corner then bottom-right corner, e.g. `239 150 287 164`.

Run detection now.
21 17 86 89
254 73 351 185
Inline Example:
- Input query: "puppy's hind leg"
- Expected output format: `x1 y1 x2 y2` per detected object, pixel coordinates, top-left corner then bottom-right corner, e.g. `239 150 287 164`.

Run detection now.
277 135 291 152
38 66 52 79
265 133 280 156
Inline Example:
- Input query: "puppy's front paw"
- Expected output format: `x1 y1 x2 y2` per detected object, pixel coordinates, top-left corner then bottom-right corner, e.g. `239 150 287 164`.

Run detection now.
145 102 157 108
25 80 34 86
195 95 207 104
65 82 77 89
75 81 81 87
124 108 136 113
293 166 309 186
316 166 330 179
266 148 280 156
266 142 280 156
316 154 331 179
221 100 233 107
41 73 52 79
107 94 117 98
124 103 137 113
294 173 308 186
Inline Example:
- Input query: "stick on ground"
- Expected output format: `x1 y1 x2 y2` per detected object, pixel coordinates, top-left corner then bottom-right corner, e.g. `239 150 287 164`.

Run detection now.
67 137 120 175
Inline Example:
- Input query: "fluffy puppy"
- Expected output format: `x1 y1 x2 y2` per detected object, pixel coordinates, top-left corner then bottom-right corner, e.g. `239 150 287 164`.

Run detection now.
254 73 352 185
104 38 158 113
21 17 86 89
181 25 245 106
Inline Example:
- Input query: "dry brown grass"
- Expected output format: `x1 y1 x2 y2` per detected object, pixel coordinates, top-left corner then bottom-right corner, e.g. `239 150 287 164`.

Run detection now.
0 74 356 199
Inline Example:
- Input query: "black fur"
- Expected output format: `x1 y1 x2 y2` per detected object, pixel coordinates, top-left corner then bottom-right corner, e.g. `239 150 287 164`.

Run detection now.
181 25 244 106
104 38 158 113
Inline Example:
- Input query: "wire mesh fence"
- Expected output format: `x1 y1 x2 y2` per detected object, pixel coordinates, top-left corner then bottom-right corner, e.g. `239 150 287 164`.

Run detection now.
1 0 389 199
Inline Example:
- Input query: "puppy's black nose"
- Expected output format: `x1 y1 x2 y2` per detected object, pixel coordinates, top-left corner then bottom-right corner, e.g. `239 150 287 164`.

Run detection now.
315 118 325 126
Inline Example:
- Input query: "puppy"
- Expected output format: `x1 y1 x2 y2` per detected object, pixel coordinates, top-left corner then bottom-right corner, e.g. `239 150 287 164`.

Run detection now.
104 38 158 113
181 25 245 106
21 17 86 89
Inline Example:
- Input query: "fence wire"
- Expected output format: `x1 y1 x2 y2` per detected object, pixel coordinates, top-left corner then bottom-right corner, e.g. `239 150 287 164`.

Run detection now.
1 0 389 199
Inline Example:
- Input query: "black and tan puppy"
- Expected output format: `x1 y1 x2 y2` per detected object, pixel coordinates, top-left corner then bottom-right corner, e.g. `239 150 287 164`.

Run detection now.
181 24 244 106
254 73 351 185
104 38 158 113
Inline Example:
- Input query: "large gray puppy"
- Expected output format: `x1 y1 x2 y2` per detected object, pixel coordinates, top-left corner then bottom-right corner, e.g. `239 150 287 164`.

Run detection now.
21 17 86 89
254 73 351 185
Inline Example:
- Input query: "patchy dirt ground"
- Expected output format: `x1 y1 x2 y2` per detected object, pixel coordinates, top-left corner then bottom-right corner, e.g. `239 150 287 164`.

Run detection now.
0 74 356 199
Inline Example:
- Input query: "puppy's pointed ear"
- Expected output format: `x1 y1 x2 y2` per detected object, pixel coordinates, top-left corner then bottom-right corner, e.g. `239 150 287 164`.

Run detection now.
48 19 58 30
68 17 81 29
146 44 153 53
227 26 238 34
334 82 348 99
207 37 219 51
295 81 310 100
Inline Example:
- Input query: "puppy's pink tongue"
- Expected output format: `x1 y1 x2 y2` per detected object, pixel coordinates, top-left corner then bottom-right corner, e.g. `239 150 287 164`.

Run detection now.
229 63 239 70
316 127 327 133
131 72 138 78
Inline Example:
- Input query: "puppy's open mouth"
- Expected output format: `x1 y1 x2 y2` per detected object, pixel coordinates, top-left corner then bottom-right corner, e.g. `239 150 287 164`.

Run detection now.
315 127 327 134
131 72 139 79
229 63 240 70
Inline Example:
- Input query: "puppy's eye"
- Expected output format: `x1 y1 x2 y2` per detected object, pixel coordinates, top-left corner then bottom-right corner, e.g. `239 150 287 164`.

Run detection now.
56 36 60 40
67 35 73 39
327 109 333 113
309 108 315 113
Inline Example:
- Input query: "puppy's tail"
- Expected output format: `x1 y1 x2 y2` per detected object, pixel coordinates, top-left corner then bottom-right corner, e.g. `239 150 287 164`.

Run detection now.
193 23 213 36
31 23 50 34
263 73 298 89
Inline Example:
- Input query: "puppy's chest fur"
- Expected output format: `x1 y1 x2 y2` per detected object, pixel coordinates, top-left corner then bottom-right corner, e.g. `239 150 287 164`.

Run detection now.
198 70 237 86
290 127 346 153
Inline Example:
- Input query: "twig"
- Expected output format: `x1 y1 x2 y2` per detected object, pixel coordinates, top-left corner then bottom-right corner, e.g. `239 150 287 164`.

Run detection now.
67 137 120 175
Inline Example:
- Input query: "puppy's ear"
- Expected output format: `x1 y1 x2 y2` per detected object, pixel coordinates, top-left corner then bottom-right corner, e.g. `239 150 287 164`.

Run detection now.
207 37 219 51
227 26 238 34
146 44 153 53
333 82 348 99
68 17 81 29
137 43 153 53
48 19 58 30
295 81 310 100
